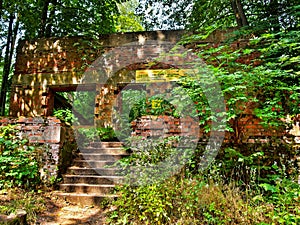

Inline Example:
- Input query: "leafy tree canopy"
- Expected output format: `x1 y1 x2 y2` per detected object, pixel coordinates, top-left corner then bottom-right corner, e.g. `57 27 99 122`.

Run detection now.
135 0 299 32
135 0 193 30
116 0 144 32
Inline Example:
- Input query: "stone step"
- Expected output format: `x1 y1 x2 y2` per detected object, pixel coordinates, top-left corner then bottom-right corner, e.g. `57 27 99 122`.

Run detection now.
79 147 128 154
54 192 118 206
59 142 128 205
90 142 124 148
72 160 116 168
66 167 122 176
77 153 128 161
59 183 115 194
62 175 124 184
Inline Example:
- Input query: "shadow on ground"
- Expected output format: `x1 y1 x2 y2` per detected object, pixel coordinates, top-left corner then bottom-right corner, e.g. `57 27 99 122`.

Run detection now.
36 193 108 225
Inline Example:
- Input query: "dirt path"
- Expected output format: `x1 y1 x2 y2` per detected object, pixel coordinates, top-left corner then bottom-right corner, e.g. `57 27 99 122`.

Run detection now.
0 189 114 225
35 193 113 225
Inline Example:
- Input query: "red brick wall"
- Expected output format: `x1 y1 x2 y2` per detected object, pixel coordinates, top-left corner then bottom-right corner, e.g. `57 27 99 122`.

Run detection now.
9 30 234 121
131 115 300 145
8 29 300 145
0 117 76 184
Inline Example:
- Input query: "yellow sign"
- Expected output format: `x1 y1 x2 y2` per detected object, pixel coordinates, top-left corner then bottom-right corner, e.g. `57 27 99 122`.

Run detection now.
135 69 186 83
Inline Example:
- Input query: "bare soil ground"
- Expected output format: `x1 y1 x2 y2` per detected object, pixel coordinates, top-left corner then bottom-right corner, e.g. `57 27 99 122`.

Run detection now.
36 192 111 225
0 189 113 225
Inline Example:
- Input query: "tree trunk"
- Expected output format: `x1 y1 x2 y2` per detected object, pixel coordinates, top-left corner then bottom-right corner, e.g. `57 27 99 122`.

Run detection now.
231 0 248 27
38 0 51 37
0 0 3 20
10 14 19 66
236 0 248 26
0 14 14 116
269 0 280 31
231 0 242 27
45 0 57 37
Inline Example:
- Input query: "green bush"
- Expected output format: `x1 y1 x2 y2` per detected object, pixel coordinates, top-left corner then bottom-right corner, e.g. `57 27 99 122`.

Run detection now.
108 166 300 224
76 126 118 144
53 109 76 125
0 125 41 189
107 175 281 225
107 137 300 224
113 136 188 185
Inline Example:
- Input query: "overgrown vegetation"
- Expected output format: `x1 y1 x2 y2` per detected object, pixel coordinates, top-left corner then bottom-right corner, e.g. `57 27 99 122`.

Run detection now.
76 127 118 145
0 125 41 189
0 1 299 224
107 137 300 224
0 188 46 224
121 89 180 123
108 176 300 224
0 125 47 222
106 5 300 224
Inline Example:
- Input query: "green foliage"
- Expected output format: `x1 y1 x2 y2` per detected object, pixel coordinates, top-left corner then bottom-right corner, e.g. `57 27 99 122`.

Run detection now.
189 0 236 30
114 136 185 185
0 188 46 224
115 0 144 32
121 89 180 123
53 109 76 125
130 97 180 121
109 183 174 224
178 27 299 143
0 125 41 189
173 68 225 133
108 174 297 224
135 0 192 30
108 141 300 224
77 126 118 143
97 127 118 141
258 177 300 224
54 91 96 126
189 0 299 31
2 0 121 39
123 136 180 165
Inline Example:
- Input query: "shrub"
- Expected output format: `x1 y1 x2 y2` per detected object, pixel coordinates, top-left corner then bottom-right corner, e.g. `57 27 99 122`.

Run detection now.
107 137 300 224
76 126 118 145
53 109 76 125
0 125 41 189
108 175 278 225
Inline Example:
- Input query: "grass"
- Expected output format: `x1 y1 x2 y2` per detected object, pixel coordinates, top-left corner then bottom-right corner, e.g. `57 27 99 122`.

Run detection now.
0 188 46 224
107 170 300 224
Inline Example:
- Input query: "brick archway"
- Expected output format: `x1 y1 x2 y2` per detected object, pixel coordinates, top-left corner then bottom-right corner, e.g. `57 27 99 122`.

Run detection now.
8 29 230 120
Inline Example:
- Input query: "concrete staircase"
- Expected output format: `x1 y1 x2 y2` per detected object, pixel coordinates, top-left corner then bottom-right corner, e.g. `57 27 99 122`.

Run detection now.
56 142 128 205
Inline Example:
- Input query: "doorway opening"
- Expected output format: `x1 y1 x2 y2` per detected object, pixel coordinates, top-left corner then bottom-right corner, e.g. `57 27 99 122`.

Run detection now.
50 84 96 126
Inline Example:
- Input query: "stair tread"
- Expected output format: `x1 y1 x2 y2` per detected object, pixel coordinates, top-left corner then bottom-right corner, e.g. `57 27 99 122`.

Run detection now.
79 153 129 155
59 142 126 204
55 192 118 197
63 175 123 178
68 166 119 169
60 183 115 187
73 159 117 162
